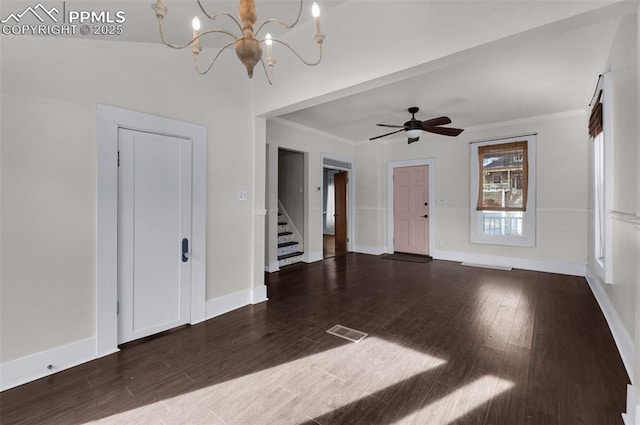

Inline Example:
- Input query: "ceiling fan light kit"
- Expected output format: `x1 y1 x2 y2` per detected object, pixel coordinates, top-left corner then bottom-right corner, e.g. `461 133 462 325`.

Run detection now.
370 107 464 144
151 0 326 84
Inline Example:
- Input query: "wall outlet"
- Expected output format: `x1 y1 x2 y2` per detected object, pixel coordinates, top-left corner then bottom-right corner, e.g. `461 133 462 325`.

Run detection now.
237 190 248 201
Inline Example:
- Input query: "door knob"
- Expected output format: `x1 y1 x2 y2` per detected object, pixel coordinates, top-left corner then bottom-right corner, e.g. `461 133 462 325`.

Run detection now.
422 215 429 218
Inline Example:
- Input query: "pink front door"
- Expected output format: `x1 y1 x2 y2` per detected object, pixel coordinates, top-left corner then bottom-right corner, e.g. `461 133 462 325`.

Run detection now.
393 165 429 255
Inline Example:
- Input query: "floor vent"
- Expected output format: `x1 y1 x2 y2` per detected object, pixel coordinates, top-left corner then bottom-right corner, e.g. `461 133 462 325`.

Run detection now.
326 325 368 343
461 262 512 271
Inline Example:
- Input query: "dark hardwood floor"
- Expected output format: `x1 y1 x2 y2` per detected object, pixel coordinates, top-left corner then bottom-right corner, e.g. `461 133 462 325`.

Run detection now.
0 254 629 424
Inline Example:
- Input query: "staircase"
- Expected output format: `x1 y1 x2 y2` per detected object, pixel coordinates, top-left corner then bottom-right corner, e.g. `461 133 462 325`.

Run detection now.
277 212 304 268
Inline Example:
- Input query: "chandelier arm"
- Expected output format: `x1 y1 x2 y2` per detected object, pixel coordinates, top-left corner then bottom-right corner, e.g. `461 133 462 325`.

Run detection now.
255 0 303 36
194 41 236 75
158 22 238 50
260 59 274 85
196 0 243 33
271 37 323 66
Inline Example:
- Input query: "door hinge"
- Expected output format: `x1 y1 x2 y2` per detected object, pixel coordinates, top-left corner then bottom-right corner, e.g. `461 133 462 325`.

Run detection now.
117 151 120 167
117 302 119 315
347 237 350 243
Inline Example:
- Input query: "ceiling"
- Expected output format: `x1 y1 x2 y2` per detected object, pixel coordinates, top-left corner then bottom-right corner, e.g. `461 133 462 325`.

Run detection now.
5 0 623 142
37 0 345 46
277 3 625 144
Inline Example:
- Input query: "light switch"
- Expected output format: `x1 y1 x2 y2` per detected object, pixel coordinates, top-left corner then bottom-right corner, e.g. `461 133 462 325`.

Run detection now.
237 190 248 201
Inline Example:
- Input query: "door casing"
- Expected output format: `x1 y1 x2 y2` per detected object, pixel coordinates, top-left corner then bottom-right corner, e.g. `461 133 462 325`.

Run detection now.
96 105 206 357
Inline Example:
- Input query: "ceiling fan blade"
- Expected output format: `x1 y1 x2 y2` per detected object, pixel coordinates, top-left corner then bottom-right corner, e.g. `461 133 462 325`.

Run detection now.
423 126 464 137
421 116 451 127
376 124 406 128
408 137 420 144
369 129 405 141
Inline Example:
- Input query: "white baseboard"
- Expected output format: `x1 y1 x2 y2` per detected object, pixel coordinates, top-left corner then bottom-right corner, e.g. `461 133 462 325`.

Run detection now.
433 249 586 276
585 267 634 381
2 286 270 392
0 337 97 392
354 245 386 256
206 286 269 319
251 285 268 304
304 251 323 263
265 261 280 273
623 385 639 425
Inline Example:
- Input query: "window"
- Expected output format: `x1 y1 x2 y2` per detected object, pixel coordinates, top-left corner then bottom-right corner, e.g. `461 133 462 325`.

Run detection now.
590 72 612 284
470 135 536 246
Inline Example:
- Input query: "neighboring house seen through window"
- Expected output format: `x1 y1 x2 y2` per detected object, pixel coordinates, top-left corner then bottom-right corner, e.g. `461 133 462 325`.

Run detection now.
470 135 536 246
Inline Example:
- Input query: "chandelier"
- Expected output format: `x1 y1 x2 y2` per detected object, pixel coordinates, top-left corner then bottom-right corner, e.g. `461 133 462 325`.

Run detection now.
151 0 325 84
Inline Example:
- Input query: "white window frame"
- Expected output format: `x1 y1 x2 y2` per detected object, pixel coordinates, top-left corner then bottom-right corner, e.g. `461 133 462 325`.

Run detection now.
470 134 536 247
592 72 613 284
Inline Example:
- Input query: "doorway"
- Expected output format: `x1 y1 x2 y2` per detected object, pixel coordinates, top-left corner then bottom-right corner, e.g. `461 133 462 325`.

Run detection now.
322 160 351 258
96 105 206 356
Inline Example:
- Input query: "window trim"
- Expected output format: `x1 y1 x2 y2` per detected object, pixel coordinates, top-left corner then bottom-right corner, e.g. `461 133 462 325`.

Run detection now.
470 134 536 247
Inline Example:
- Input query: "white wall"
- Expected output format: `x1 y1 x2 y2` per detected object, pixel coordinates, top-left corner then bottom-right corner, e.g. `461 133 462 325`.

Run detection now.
592 13 638 342
365 112 588 271
584 11 640 414
0 36 255 363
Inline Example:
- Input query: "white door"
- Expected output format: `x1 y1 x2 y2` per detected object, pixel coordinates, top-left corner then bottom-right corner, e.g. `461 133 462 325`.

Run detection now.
394 165 429 255
117 128 192 344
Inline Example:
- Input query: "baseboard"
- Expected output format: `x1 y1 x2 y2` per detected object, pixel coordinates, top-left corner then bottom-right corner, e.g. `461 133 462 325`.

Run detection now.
251 285 268 304
206 286 269 319
304 251 323 263
354 245 386 256
0 337 97 392
206 289 253 319
623 385 639 425
585 267 634 381
433 249 586 276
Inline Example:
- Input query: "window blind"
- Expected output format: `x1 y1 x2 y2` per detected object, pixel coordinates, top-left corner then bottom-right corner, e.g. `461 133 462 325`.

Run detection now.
589 89 603 138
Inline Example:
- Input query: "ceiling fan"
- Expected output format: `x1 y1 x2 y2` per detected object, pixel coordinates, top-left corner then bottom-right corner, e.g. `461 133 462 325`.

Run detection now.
370 107 464 143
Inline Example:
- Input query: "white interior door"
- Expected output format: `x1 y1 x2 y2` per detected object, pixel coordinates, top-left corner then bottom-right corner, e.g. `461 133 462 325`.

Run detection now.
393 165 429 255
117 128 192 344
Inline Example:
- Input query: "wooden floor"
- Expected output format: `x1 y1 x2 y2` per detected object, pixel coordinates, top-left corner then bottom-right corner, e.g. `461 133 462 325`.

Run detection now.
0 255 629 425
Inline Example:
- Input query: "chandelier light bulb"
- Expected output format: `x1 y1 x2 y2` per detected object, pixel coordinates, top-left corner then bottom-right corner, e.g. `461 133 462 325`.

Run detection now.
152 0 325 85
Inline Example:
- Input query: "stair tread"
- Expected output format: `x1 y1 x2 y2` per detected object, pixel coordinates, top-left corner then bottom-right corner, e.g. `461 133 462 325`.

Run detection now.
278 251 304 261
278 241 299 248
278 231 293 236
278 222 287 226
